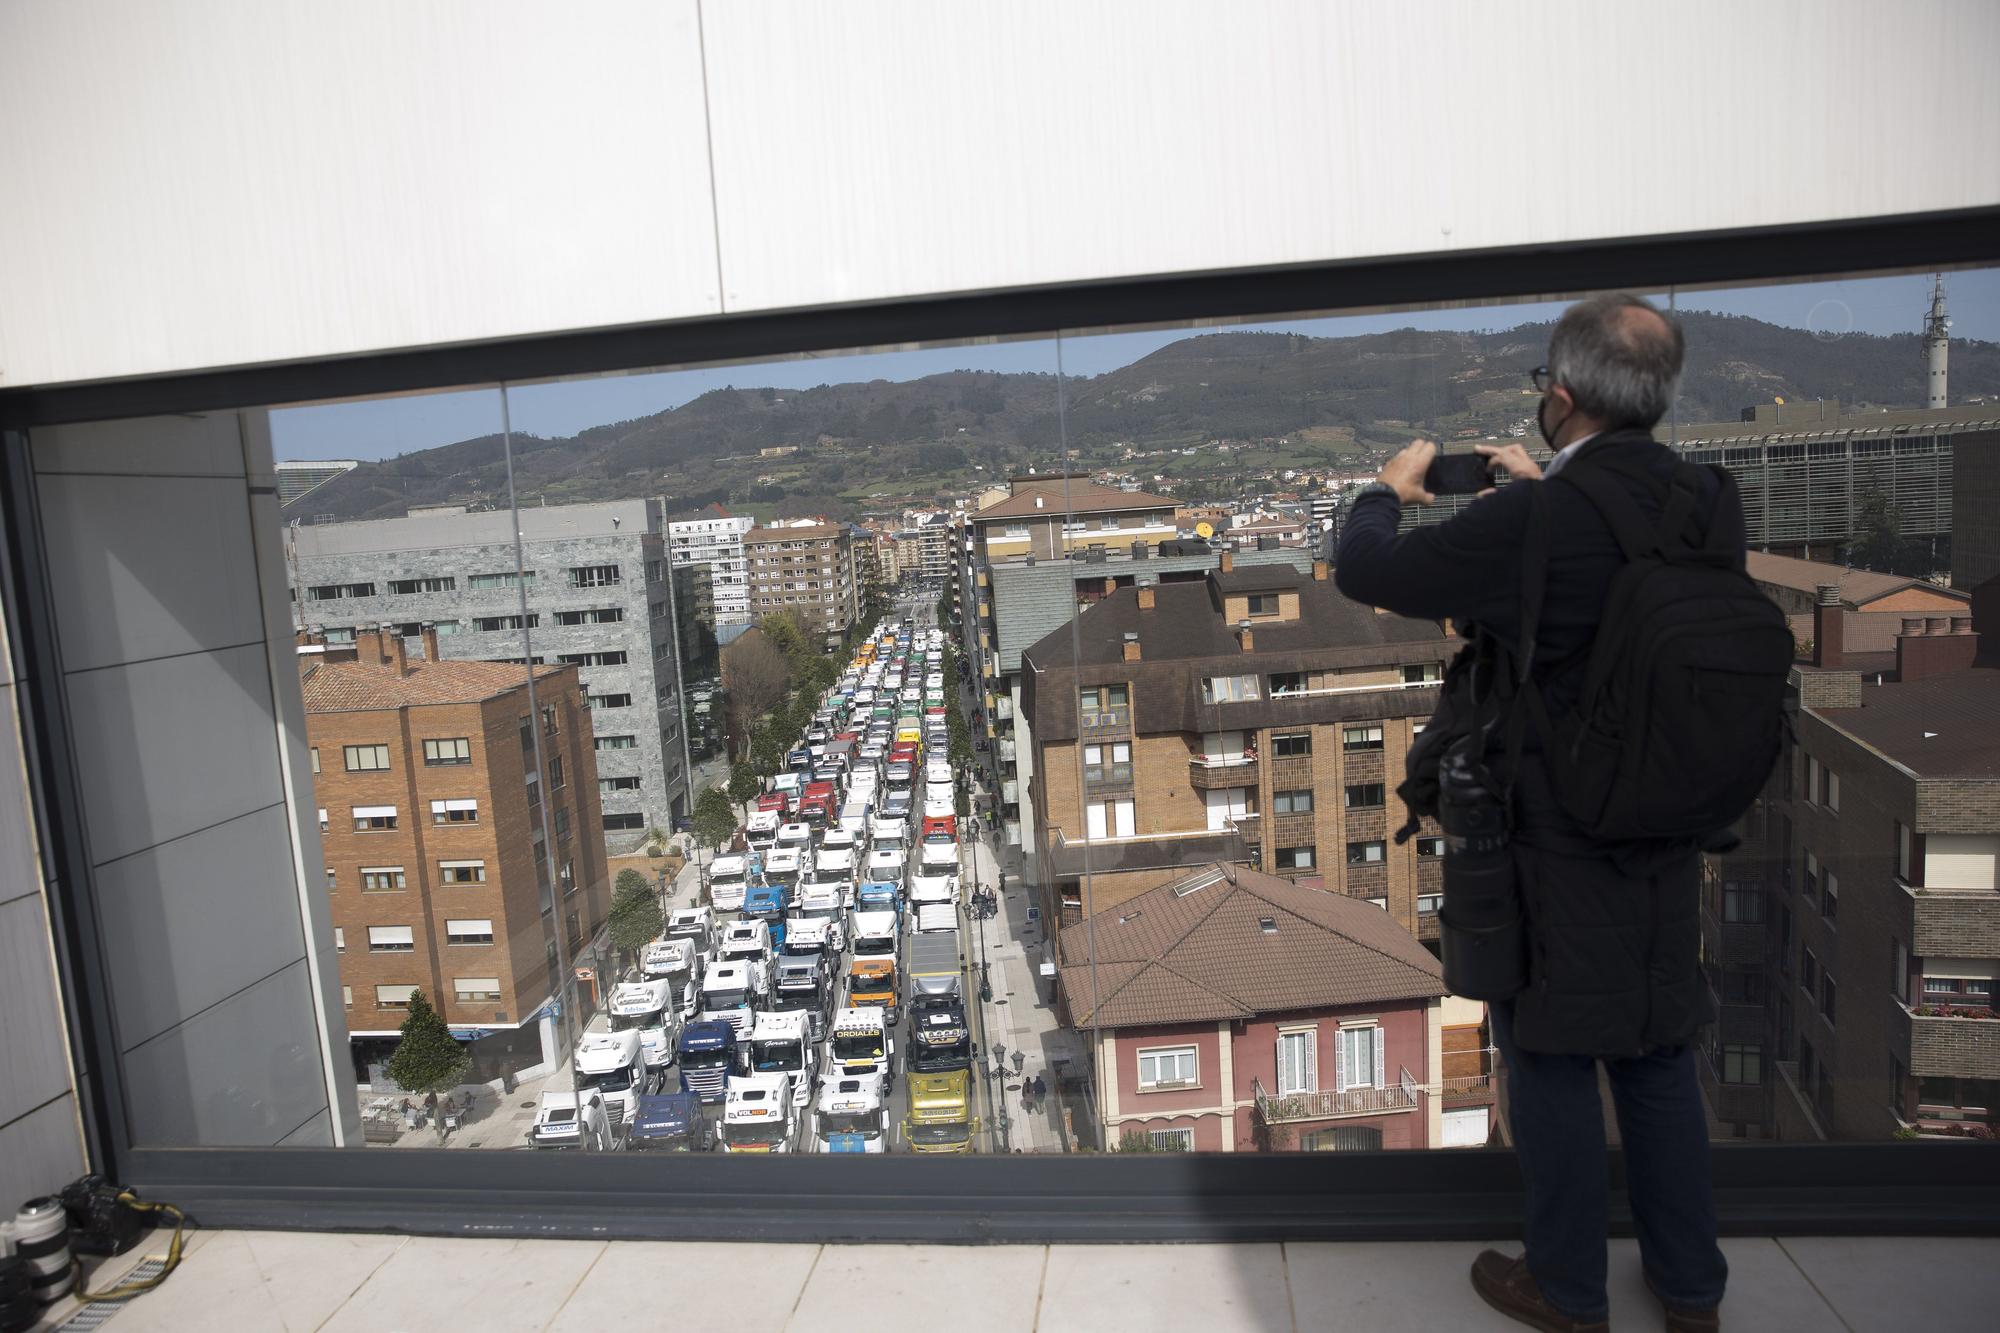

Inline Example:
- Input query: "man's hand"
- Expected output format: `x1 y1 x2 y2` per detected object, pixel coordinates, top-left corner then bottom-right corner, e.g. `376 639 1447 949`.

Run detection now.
1378 439 1436 506
1474 442 1543 482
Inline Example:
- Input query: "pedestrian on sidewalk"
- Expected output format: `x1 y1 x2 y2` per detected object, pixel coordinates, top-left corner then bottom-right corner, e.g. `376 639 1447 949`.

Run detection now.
1032 1073 1047 1107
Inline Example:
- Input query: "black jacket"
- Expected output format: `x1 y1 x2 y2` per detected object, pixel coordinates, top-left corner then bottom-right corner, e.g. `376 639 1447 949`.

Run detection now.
1334 429 1742 1056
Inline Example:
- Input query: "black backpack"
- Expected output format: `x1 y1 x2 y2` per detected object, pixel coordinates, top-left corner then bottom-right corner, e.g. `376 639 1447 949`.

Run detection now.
1515 455 1793 842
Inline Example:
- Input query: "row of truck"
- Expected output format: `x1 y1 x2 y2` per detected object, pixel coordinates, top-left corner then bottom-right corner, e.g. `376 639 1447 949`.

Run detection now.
530 616 982 1152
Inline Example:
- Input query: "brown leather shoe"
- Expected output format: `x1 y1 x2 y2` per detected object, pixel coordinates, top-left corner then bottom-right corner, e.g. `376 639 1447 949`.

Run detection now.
1469 1250 1609 1332
1644 1269 1722 1331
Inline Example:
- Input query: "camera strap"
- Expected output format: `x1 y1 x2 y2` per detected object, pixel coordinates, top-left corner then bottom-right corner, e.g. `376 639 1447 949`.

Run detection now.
1493 478 1552 814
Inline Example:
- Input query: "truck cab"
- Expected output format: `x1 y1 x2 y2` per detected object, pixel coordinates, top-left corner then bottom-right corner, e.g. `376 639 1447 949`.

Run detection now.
813 1069 889 1153
698 958 767 1039
749 1009 816 1107
918 838 960 879
790 883 847 952
743 811 781 854
608 977 678 1071
741 883 788 952
828 1005 895 1090
676 1019 740 1103
575 1029 651 1131
850 909 900 964
627 1091 714 1153
755 790 789 818
907 981 974 1074
720 1072 796 1153
909 871 956 912
779 915 833 962
903 1069 978 1154
855 880 903 924
865 845 907 888
707 853 751 912
814 830 860 901
770 955 832 1041
717 919 773 968
920 814 957 844
761 846 805 906
529 1089 611 1150
775 821 815 856
642 935 702 1020
846 955 899 1027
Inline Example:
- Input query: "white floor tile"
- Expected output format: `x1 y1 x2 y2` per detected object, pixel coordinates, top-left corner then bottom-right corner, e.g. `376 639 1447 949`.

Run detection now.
1605 1238 1836 1332
546 1241 820 1333
317 1236 605 1333
1777 1236 2000 1332
1036 1244 1292 1333
95 1229 401 1333
1286 1240 1531 1331
787 1244 1045 1333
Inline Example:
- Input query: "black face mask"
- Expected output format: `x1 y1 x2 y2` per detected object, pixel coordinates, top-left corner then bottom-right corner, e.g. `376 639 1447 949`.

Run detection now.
1537 392 1572 449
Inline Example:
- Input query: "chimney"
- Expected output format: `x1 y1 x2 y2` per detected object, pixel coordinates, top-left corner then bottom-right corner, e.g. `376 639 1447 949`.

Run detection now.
377 625 411 676
1236 619 1254 652
419 622 441 662
1812 584 1843 668
1897 614 1979 682
1133 540 1150 560
1218 550 1234 573
1311 559 1329 582
1122 632 1141 662
1137 585 1156 611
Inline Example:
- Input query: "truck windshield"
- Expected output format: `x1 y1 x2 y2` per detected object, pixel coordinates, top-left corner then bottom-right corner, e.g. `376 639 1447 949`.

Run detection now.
753 1041 803 1070
630 1129 693 1152
854 936 895 957
582 1065 636 1094
680 1048 731 1071
609 1009 660 1031
722 1120 787 1148
909 1122 971 1146
817 1113 880 1139
703 988 747 1010
832 1032 885 1062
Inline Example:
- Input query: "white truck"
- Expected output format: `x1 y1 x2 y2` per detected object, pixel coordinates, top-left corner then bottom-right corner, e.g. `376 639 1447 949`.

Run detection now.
828 1005 895 1090
574 1029 650 1130
749 1009 817 1107
775 821 815 856
665 905 713 955
869 815 907 853
717 918 773 967
720 1072 796 1153
914 901 958 935
641 935 702 1019
707 853 751 912
743 810 781 854
698 958 768 1038
780 915 834 962
762 846 805 903
918 838 960 880
528 1089 612 1150
608 977 678 1071
865 845 907 888
850 910 900 964
812 1068 889 1153
814 830 860 901
790 883 848 952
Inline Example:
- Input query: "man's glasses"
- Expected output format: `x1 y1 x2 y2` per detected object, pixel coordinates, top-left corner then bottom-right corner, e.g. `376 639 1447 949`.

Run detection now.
1530 365 1553 393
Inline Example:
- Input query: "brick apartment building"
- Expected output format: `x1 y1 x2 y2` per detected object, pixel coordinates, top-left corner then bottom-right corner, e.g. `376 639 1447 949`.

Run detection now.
1056 864 1469 1152
302 627 610 1083
1698 575 2000 1141
744 520 860 645
1020 553 1455 938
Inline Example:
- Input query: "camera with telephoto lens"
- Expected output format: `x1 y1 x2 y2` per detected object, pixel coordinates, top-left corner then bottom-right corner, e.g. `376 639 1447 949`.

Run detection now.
1436 740 1527 1001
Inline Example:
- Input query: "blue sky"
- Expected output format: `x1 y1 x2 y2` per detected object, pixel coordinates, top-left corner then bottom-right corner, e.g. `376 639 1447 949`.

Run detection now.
272 268 1998 462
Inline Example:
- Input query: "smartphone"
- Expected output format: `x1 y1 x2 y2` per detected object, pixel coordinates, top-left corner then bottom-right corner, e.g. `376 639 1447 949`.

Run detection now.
1423 452 1497 496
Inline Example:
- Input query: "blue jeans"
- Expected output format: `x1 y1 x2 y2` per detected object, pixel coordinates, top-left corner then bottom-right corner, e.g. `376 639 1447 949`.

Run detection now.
1491 1000 1728 1320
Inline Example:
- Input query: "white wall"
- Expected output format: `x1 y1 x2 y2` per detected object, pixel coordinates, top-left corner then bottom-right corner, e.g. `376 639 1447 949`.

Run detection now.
3 0 1997 388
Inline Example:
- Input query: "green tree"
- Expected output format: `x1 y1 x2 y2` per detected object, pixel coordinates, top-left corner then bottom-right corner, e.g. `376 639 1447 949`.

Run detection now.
759 609 811 665
693 785 738 853
1849 487 1905 574
728 762 763 805
384 990 472 1142
607 868 664 974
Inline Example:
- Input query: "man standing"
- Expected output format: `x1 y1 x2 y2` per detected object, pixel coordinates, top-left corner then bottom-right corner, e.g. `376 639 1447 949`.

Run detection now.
1335 294 1731 1332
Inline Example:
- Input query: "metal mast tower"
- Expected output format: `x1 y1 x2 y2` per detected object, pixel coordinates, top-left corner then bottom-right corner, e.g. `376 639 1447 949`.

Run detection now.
1924 273 1951 409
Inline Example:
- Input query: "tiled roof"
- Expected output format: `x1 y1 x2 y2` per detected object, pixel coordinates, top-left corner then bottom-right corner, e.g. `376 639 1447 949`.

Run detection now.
747 523 842 541
1814 669 2000 777
1747 552 1965 608
974 478 1168 520
301 659 562 713
1056 864 1445 1029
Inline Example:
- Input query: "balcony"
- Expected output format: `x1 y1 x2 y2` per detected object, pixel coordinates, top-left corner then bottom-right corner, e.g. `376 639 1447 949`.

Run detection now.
993 697 1013 721
1902 999 2000 1080
1083 762 1134 792
1252 1071 1419 1124
1440 1072 1495 1104
1900 877 2000 957
997 738 1017 762
1080 707 1129 734
1188 753 1259 791
1048 826 1251 879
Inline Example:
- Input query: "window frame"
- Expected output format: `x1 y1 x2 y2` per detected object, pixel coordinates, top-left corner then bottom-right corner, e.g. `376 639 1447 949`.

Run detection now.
1136 1044 1199 1091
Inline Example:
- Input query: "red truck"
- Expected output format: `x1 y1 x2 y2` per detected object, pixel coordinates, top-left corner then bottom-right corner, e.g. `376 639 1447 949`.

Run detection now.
921 814 957 843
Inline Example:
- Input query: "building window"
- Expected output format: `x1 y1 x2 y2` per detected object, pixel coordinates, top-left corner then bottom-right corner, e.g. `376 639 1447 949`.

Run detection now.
468 571 534 590
554 808 572 843
318 807 328 833
1723 883 1765 924
1201 674 1260 704
1343 783 1385 809
1802 851 1819 910
423 737 471 766
596 735 638 751
334 927 345 951
431 799 479 825
1246 593 1279 616
1721 1043 1763 1085
586 693 632 710
1080 683 1130 725
569 564 622 588
603 812 646 831
1417 892 1442 916
472 613 538 631
1304 1125 1383 1153
1337 1025 1384 1091
1822 975 1837 1027
1269 671 1306 696
446 918 495 945
375 984 418 1009
1346 840 1386 865
309 747 319 774
1722 972 1766 1006
1274 846 1315 870
599 776 642 794
1802 947 1819 997
1137 1045 1198 1090
351 805 398 832
440 859 487 884
1083 741 1133 786
555 607 624 625
359 866 406 892
1272 733 1311 757
343 986 353 1008
541 704 559 735
558 650 628 667
1342 725 1384 752
388 576 456 594
1416 836 1445 859
325 867 337 891
343 744 390 772
367 925 415 952
1401 663 1443 684
1273 789 1314 815
1822 870 1838 922
1895 821 1913 881
549 755 564 789
1145 1128 1194 1151
306 582 375 601
1276 1028 1318 1095
454 977 503 1003
1085 798 1136 840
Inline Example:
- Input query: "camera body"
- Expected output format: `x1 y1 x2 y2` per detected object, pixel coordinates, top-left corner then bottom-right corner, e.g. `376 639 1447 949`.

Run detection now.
1436 742 1527 1000
58 1176 150 1257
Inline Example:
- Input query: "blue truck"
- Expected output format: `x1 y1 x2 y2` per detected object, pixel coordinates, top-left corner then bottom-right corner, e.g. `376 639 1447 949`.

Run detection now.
627 1091 714 1152
742 883 788 952
856 879 903 925
677 1020 740 1103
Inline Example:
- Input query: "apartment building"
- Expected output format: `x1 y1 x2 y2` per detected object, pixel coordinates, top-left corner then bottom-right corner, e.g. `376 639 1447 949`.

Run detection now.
1057 864 1455 1153
971 473 1178 565
1698 583 2000 1141
667 504 754 626
897 512 956 581
744 520 860 644
302 628 609 1082
1020 554 1454 934
287 498 693 840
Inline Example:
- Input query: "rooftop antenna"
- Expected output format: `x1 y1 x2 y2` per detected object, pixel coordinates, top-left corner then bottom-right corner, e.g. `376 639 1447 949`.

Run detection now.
1923 273 1951 410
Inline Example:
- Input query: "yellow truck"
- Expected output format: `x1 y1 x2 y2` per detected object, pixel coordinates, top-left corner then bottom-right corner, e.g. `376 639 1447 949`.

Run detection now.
903 1069 978 1153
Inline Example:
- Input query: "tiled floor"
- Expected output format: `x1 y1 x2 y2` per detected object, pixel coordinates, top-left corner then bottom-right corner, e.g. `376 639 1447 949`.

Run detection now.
32 1229 2000 1332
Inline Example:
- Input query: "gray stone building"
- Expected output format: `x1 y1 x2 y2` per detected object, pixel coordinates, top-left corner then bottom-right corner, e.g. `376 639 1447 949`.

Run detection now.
287 499 693 845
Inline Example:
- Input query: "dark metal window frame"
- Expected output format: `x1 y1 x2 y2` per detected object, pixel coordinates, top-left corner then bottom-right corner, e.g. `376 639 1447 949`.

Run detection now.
5 206 2000 1242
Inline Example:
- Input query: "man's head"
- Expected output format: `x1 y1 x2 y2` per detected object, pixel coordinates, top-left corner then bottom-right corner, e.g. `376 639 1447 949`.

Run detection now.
1538 293 1684 448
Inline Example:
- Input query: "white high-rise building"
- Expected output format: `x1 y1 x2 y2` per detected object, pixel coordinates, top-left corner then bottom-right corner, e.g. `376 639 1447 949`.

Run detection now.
668 504 755 626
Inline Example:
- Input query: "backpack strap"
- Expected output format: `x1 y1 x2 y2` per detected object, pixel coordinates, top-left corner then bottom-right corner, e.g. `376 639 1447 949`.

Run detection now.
1497 479 1553 803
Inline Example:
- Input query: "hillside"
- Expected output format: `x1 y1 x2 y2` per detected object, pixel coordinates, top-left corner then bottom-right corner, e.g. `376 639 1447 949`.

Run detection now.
294 313 2000 521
